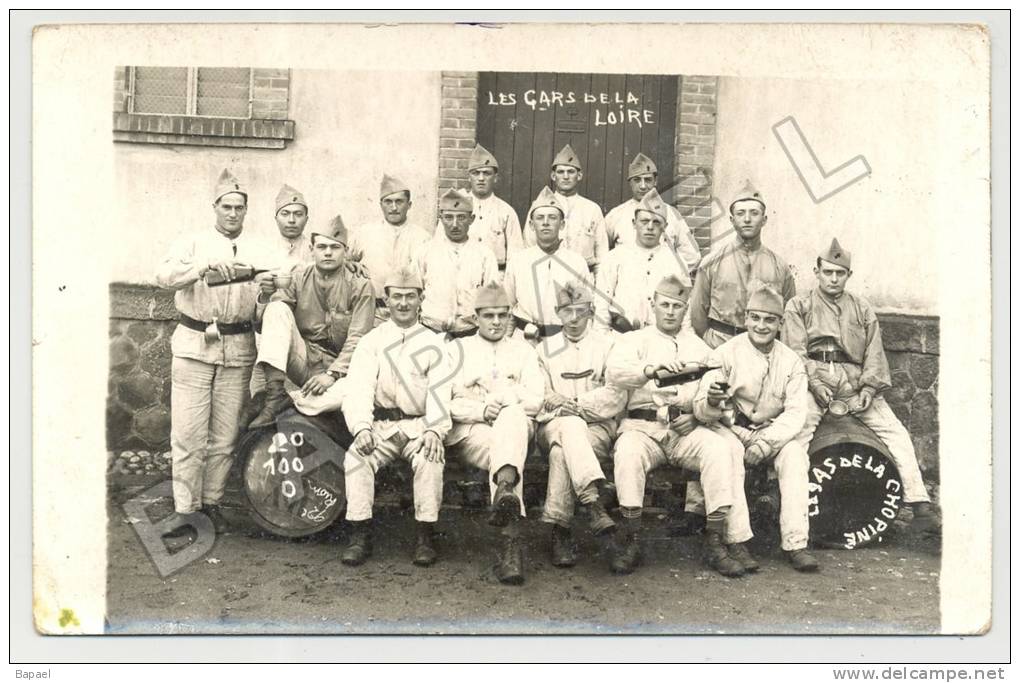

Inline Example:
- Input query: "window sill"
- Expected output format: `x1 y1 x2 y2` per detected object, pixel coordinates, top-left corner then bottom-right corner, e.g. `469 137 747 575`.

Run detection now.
113 113 295 149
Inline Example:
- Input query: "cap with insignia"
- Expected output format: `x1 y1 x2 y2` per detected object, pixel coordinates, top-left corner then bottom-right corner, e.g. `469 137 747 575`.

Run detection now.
729 180 766 212
383 265 424 292
551 143 582 170
379 174 410 200
554 279 594 310
439 188 474 213
627 153 658 180
473 281 511 311
468 144 499 172
819 238 851 270
528 186 566 219
213 168 247 204
635 188 669 223
275 184 307 214
745 280 785 317
654 274 690 304
311 214 348 246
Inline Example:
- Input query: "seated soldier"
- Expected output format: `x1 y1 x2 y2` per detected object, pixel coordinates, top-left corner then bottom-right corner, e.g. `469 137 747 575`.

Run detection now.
606 274 752 578
536 280 624 567
417 188 499 339
445 283 545 585
785 239 939 531
340 267 450 567
249 216 375 428
694 281 819 572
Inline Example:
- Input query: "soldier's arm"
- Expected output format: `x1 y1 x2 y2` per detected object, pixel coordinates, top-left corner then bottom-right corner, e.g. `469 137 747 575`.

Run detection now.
688 267 711 338
783 298 824 390
512 347 547 417
592 210 610 272
501 254 519 309
593 252 619 333
668 206 703 272
447 347 488 424
155 235 203 289
505 207 524 254
605 334 653 390
329 278 376 377
693 365 727 423
754 362 809 451
859 300 892 393
422 341 453 440
342 333 380 435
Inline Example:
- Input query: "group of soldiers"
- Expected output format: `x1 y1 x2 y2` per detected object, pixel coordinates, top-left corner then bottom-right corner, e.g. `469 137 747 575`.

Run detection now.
155 143 939 585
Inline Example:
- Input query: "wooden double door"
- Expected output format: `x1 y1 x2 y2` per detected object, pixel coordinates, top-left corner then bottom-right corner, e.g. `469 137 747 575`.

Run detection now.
476 71 678 222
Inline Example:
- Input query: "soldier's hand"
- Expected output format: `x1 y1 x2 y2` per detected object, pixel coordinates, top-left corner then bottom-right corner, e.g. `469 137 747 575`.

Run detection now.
206 259 241 282
420 431 445 464
301 372 337 396
345 260 370 279
543 392 570 413
255 272 276 297
706 381 729 407
523 323 540 341
810 383 833 408
669 413 698 436
854 387 875 413
353 429 376 456
744 441 771 466
483 404 502 423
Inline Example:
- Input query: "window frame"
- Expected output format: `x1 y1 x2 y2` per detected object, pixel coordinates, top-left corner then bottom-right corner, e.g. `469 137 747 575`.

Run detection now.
127 66 255 120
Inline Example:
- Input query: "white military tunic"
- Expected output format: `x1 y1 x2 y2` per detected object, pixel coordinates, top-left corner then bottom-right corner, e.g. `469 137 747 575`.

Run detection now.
604 198 702 272
595 242 692 334
502 244 592 327
525 192 608 271
348 219 432 300
416 237 499 330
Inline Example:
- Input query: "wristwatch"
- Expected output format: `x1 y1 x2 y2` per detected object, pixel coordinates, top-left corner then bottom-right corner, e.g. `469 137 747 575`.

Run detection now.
326 370 341 380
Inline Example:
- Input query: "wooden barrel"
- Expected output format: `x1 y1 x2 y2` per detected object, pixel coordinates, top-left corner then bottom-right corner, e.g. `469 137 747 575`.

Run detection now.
807 413 904 549
237 410 351 538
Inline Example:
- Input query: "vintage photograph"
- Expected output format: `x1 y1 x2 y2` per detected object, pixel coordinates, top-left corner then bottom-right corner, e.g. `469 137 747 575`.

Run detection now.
103 63 947 635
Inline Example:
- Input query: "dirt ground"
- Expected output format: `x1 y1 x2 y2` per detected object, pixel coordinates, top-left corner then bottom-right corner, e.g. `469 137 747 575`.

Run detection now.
105 476 941 636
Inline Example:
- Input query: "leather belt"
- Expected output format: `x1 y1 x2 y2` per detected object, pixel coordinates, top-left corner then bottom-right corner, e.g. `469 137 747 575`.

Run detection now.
513 315 562 338
179 314 253 335
734 411 755 429
497 263 506 272
707 318 743 337
421 317 478 340
374 407 419 422
808 349 856 364
627 409 659 422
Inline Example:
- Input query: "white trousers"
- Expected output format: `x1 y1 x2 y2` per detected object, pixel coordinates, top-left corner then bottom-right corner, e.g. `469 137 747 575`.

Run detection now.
343 428 444 523
796 395 930 503
445 404 533 517
169 357 252 513
537 417 615 526
613 424 752 544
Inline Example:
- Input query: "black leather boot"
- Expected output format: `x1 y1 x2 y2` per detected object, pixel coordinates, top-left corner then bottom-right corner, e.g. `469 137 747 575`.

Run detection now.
489 480 520 528
341 520 373 566
703 530 745 578
413 522 437 567
497 534 525 585
550 524 577 568
609 519 642 575
248 368 292 430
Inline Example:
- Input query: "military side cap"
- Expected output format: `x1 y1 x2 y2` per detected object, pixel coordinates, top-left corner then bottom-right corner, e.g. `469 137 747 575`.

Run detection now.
275 184 307 213
312 214 348 246
468 143 499 172
627 152 658 179
654 274 690 303
745 280 785 317
636 188 669 223
213 168 246 203
384 265 424 292
380 173 410 200
729 179 765 211
473 281 511 311
551 143 582 170
528 186 566 218
819 238 851 270
554 279 593 310
439 188 474 213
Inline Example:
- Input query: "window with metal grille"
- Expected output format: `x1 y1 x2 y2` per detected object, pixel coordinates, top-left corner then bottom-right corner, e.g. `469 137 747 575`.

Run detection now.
128 67 253 118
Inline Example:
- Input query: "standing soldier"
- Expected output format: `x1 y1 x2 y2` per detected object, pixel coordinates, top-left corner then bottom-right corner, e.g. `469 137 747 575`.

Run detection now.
785 239 939 531
536 280 622 567
595 189 692 335
606 275 752 577
348 174 431 324
604 153 701 274
445 283 546 585
417 189 499 338
504 187 592 342
463 144 523 274
694 282 819 572
688 181 796 349
248 216 375 426
340 267 450 567
272 184 313 270
156 169 270 535
525 143 609 275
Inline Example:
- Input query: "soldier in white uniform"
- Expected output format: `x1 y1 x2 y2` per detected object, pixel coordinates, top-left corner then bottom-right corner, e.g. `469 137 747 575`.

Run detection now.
445 283 546 585
341 267 451 567
595 189 692 335
417 188 499 339
348 174 432 325
524 143 609 275
272 184 313 270
504 187 592 342
694 282 819 572
536 280 623 567
604 153 701 274
464 144 523 273
156 169 272 535
606 275 753 577
785 239 938 531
